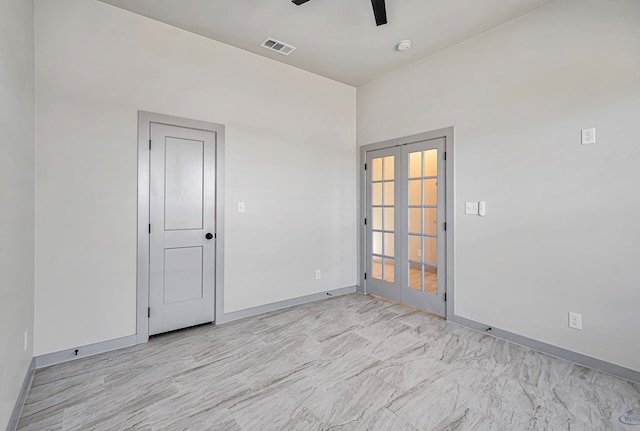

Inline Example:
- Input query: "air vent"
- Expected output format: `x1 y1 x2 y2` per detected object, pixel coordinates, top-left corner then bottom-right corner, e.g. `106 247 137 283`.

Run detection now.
261 38 296 56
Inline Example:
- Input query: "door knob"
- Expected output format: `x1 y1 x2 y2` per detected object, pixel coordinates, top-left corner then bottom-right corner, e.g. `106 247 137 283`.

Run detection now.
205 233 214 240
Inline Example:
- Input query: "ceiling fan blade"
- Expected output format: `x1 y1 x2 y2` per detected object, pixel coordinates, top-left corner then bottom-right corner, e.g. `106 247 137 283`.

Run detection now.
292 0 310 5
371 0 387 26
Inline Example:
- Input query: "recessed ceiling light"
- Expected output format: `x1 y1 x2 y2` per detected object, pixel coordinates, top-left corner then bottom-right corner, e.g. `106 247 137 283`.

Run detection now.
396 40 412 51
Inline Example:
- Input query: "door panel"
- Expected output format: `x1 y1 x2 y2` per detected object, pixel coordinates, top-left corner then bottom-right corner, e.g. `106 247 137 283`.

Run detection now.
163 247 203 304
149 123 216 335
366 148 401 302
365 137 446 316
402 138 446 316
164 137 204 230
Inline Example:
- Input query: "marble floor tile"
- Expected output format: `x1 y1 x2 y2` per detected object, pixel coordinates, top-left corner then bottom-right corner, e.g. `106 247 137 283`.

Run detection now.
17 293 640 431
20 376 104 419
386 368 478 430
305 372 399 427
229 384 322 431
369 350 453 392
151 406 241 431
61 378 176 431
430 407 506 431
355 318 426 360
328 407 418 431
15 411 63 431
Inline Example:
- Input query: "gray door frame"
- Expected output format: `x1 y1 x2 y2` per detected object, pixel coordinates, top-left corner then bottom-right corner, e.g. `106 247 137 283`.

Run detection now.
137 111 225 343
358 127 454 318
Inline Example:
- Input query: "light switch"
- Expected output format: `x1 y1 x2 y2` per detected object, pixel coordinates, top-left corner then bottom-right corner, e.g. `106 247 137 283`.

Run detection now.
237 201 245 213
478 201 486 217
465 202 479 215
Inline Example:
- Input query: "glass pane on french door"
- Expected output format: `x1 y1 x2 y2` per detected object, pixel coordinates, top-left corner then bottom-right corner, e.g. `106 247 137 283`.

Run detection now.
407 149 438 294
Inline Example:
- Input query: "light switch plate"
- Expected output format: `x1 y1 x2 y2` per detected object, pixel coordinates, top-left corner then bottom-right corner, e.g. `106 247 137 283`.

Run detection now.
581 128 596 145
237 201 245 213
465 202 479 215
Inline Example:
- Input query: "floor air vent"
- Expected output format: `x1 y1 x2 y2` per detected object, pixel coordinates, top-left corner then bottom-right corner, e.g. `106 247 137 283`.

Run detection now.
261 38 296 56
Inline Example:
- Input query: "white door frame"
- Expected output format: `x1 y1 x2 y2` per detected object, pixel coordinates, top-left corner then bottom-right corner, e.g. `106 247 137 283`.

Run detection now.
358 127 455 318
137 111 225 343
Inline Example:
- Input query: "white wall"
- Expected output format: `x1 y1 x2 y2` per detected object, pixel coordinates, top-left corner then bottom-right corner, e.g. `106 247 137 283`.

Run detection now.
0 0 35 426
34 0 356 356
358 0 640 371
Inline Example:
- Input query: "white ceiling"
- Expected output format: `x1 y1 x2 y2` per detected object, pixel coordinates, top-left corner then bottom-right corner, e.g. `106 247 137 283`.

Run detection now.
97 0 554 86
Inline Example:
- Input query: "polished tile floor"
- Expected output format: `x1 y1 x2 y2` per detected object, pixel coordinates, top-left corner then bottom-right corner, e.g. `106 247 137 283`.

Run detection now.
18 294 639 430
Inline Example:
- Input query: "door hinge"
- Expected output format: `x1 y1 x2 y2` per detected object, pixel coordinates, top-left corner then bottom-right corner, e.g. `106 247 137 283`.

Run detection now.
444 293 447 302
364 218 367 225
364 273 367 280
364 163 367 171
444 222 447 231
147 307 150 318
444 151 447 161
148 224 151 234
149 139 152 150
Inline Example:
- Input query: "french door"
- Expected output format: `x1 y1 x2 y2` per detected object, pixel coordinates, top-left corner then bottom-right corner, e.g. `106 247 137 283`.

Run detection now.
365 137 446 316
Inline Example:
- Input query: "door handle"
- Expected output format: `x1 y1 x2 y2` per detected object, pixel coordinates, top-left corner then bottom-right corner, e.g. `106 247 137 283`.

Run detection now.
205 233 214 240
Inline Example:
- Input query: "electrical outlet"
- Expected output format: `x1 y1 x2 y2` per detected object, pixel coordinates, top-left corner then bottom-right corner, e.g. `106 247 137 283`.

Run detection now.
568 312 583 330
24 329 28 351
581 128 596 145
417 249 422 258
315 270 321 280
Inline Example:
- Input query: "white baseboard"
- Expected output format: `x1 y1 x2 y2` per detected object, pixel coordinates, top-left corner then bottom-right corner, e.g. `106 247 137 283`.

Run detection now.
449 314 640 384
34 335 137 369
216 286 357 324
33 287 357 369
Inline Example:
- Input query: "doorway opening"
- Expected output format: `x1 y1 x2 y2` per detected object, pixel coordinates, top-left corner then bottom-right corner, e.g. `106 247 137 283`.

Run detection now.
360 128 454 318
137 111 225 342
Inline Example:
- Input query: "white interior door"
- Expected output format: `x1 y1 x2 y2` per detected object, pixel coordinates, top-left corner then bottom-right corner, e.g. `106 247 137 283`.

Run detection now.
149 123 217 335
